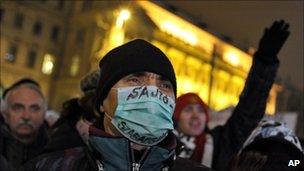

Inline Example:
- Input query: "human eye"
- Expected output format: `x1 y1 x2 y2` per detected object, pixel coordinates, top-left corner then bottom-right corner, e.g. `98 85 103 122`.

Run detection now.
198 106 204 113
183 106 193 113
158 80 173 93
160 82 173 90
11 104 24 113
128 77 140 83
126 76 142 86
30 105 41 113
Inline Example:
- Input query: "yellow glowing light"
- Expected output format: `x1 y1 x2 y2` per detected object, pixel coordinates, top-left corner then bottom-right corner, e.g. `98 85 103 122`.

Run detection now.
42 54 55 75
183 78 195 92
265 84 282 115
223 51 240 66
70 56 80 76
160 21 198 46
116 9 130 28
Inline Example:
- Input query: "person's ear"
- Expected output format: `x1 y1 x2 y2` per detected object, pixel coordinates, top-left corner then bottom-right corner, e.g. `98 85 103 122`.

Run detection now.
1 111 9 123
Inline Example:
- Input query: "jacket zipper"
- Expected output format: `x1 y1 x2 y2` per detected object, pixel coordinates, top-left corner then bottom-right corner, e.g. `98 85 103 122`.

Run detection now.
132 162 140 171
96 159 104 171
130 143 151 171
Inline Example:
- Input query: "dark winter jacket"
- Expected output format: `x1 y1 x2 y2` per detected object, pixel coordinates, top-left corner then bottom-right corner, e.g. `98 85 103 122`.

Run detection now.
211 57 279 170
23 100 212 171
0 123 49 171
177 58 279 170
24 118 209 171
0 154 10 171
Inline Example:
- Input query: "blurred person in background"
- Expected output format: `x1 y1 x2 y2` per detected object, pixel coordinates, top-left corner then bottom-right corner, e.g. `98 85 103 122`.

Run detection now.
173 20 290 170
24 39 211 171
0 99 9 171
0 78 49 170
44 110 60 128
230 120 304 171
34 70 101 157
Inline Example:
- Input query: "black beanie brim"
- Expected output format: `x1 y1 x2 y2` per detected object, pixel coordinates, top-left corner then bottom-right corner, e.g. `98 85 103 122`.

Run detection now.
96 39 176 112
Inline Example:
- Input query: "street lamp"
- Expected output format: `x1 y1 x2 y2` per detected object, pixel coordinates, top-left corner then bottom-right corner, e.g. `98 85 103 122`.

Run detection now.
116 9 131 28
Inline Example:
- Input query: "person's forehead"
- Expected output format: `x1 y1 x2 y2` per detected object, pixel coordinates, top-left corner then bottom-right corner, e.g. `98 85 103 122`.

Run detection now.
8 86 44 104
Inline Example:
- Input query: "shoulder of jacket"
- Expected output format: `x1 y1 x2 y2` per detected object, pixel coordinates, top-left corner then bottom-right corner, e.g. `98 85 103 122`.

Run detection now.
24 146 91 170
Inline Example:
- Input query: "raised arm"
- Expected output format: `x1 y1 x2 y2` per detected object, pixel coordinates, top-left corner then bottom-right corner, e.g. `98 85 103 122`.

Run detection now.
215 20 290 153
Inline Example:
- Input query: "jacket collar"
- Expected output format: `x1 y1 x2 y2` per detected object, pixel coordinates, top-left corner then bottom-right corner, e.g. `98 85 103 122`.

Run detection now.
89 125 177 150
1 123 48 146
88 126 176 171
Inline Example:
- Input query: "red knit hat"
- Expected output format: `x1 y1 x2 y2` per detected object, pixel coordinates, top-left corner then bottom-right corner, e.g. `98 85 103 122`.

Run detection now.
173 93 209 123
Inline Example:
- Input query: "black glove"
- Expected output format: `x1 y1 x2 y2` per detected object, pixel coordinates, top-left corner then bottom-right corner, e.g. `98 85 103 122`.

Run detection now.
255 20 290 64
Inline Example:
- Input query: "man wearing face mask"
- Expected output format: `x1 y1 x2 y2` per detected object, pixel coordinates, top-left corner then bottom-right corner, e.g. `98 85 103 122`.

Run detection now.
24 39 211 171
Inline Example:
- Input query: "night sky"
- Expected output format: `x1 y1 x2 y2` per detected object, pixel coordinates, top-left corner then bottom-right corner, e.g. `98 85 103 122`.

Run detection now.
165 1 303 91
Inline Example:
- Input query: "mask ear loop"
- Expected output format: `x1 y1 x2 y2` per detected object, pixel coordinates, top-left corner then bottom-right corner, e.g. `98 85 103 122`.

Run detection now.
103 112 113 121
101 86 119 120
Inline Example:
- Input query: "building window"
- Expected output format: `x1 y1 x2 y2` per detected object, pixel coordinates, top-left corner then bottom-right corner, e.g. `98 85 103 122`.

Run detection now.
0 8 4 22
42 54 55 75
57 0 65 10
75 29 85 44
5 44 18 63
70 55 80 76
82 0 92 11
14 13 24 29
27 50 37 68
32 21 43 36
50 26 60 42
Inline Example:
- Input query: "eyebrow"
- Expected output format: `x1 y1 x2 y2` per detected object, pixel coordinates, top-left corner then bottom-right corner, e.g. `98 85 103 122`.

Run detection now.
158 75 170 82
11 103 24 107
29 104 41 108
10 103 25 109
10 103 42 108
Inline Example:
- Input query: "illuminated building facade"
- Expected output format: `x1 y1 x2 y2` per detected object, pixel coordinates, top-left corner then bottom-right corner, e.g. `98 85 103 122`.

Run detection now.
0 0 72 99
1 1 279 114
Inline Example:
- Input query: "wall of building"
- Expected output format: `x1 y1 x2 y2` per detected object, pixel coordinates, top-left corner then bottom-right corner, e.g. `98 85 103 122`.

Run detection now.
1 0 280 114
1 0 72 102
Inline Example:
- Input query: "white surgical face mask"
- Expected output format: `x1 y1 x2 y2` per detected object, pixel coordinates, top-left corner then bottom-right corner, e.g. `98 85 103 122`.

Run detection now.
109 85 175 146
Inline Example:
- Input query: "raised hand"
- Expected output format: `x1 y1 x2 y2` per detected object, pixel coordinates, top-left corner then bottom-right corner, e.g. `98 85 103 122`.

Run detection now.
255 20 290 64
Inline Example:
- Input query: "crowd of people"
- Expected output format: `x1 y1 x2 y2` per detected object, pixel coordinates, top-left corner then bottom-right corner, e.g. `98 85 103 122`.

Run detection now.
0 20 303 171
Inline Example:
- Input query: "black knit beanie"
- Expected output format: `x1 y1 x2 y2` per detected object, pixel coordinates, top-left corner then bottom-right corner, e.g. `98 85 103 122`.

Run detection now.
96 39 176 112
2 78 40 98
80 70 100 94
